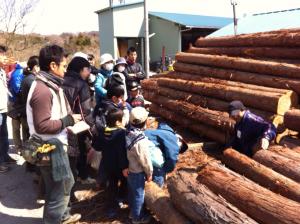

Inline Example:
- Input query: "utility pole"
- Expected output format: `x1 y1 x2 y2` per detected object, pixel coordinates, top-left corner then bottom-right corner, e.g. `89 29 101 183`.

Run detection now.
231 0 238 35
144 0 150 78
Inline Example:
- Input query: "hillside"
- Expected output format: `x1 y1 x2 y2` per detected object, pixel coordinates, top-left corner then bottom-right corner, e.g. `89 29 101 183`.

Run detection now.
0 32 100 66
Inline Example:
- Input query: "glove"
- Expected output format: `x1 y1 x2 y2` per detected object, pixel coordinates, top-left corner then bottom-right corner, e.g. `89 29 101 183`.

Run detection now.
260 138 269 150
61 114 75 129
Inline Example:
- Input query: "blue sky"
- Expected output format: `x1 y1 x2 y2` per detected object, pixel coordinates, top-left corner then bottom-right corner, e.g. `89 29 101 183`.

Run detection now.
23 0 300 35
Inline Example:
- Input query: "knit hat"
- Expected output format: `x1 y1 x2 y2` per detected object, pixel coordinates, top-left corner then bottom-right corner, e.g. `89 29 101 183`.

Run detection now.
228 100 246 116
130 107 149 125
67 57 90 73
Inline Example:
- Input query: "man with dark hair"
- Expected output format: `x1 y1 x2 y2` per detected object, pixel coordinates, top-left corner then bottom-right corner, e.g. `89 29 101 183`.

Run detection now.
0 45 12 173
228 100 277 156
125 47 146 84
27 44 81 224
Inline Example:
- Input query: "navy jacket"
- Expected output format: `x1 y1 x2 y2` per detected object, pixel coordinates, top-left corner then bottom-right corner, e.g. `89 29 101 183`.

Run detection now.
144 123 179 173
230 110 277 156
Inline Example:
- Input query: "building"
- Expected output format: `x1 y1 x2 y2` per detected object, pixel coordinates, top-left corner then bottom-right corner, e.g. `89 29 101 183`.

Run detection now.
209 8 300 37
95 1 231 67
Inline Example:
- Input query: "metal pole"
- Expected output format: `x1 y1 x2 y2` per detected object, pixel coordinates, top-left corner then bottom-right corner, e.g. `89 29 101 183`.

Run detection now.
144 0 150 78
231 0 237 35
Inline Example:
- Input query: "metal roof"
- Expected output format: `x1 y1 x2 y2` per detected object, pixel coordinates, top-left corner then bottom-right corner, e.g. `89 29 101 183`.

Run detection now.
95 1 144 14
149 11 232 29
209 8 300 37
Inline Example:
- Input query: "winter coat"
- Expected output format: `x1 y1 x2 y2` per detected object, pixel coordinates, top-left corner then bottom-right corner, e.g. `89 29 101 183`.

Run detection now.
0 69 8 113
94 68 113 104
125 61 145 83
20 72 35 117
144 123 179 173
8 64 24 103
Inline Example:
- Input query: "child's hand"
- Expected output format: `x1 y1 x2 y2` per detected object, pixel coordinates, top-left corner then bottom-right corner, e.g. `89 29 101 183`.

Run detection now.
146 175 152 182
122 168 129 177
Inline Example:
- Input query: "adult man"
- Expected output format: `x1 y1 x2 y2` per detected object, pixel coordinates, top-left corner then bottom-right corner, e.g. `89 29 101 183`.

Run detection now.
0 45 14 173
125 47 146 84
27 45 81 224
228 100 276 156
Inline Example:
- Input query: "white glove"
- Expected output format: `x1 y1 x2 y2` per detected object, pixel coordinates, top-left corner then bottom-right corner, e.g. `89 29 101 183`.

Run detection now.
260 138 269 150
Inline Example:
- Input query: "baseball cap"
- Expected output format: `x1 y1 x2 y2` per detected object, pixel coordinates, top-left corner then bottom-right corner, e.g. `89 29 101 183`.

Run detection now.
228 100 246 116
130 107 149 125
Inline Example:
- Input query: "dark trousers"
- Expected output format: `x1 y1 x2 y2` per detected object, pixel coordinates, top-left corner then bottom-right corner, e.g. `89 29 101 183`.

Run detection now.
77 134 88 179
0 113 9 165
152 167 166 188
105 174 128 208
40 165 74 224
127 172 146 220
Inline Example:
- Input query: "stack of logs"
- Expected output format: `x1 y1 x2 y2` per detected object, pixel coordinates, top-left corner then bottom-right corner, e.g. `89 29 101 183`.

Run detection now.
141 29 300 223
142 28 300 144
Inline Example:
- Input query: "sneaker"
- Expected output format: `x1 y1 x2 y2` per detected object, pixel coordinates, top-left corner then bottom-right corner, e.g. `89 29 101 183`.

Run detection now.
62 213 81 224
5 156 17 164
0 165 8 173
78 177 96 185
132 214 151 224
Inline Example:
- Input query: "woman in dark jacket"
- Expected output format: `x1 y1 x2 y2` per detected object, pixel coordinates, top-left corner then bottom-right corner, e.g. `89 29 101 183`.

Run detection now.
63 56 95 185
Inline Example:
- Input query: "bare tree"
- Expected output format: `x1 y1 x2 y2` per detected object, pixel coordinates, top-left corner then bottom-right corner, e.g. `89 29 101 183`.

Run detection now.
0 0 40 51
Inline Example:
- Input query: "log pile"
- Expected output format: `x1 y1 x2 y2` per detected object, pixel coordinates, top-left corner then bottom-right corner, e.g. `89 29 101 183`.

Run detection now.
142 29 300 143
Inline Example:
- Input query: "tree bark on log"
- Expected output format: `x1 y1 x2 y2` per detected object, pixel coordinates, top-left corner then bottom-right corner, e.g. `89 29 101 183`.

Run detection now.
284 109 300 132
144 91 234 131
188 46 300 60
149 103 228 144
253 149 300 183
167 170 258 224
195 31 300 47
279 136 300 153
176 52 300 80
157 77 294 115
144 182 189 224
268 145 300 163
197 161 300 224
174 62 300 94
222 148 300 203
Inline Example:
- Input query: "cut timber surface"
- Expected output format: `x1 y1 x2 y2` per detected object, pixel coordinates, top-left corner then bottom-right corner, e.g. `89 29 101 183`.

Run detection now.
168 170 258 224
174 62 300 94
284 109 300 132
144 182 189 224
195 31 300 47
197 161 300 224
157 77 294 115
176 52 300 79
253 149 300 183
188 46 300 59
150 103 227 144
222 148 300 203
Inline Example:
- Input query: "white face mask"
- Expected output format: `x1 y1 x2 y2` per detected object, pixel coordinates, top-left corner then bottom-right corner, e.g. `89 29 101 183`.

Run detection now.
118 65 126 73
104 63 114 71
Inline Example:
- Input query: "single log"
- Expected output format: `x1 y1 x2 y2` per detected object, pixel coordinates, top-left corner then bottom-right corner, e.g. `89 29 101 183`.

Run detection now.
279 136 300 153
157 77 294 115
140 78 157 91
144 91 234 131
168 170 258 224
268 145 300 163
198 161 300 224
188 46 300 60
222 148 300 203
150 103 227 144
284 109 300 132
174 62 300 94
253 149 300 183
176 52 300 80
195 31 300 47
144 182 189 224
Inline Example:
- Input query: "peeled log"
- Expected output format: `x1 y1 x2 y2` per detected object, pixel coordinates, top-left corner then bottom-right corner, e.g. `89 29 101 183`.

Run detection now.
195 31 300 47
144 182 189 224
176 52 300 80
253 149 300 183
168 170 258 224
268 145 300 164
284 109 300 132
188 46 300 60
222 148 300 203
144 91 234 131
197 161 300 224
174 62 300 94
157 77 293 115
150 103 227 144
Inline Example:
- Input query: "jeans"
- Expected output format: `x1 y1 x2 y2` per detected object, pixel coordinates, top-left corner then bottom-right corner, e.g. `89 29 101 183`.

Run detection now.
0 113 9 165
127 172 146 220
152 167 166 188
40 165 74 224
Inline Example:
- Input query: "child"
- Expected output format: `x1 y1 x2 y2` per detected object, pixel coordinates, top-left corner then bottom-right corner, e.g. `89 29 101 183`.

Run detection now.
127 81 144 108
126 107 153 224
92 108 128 217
